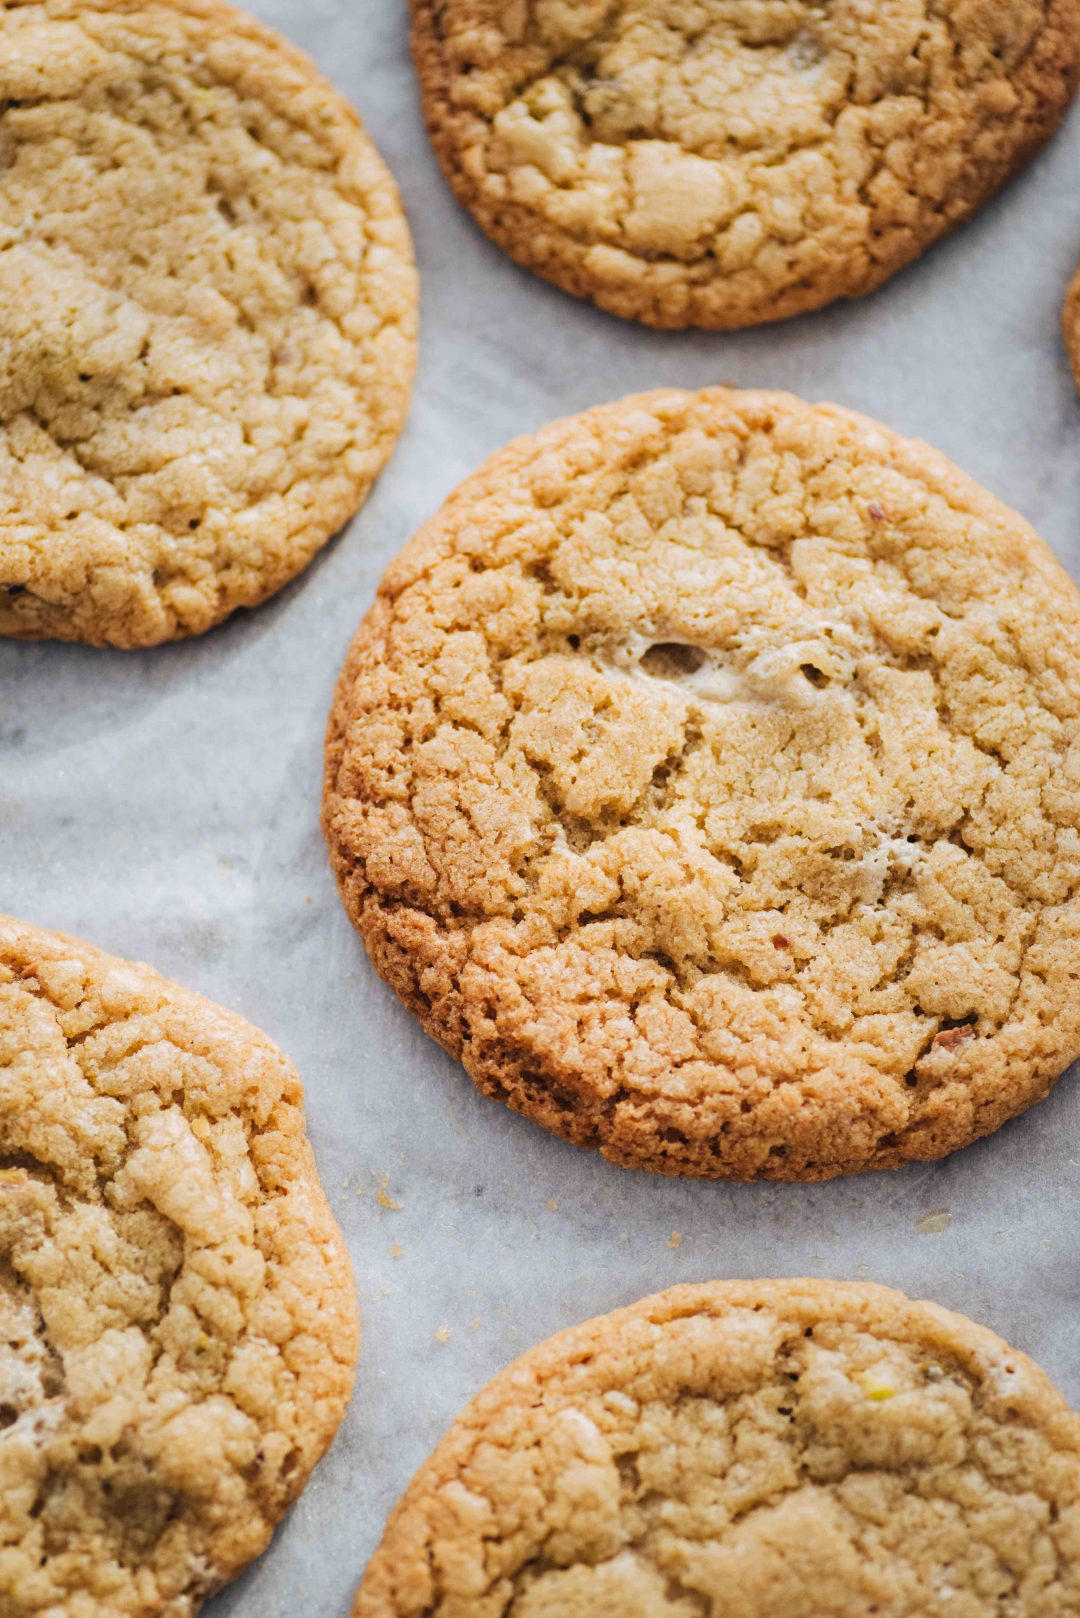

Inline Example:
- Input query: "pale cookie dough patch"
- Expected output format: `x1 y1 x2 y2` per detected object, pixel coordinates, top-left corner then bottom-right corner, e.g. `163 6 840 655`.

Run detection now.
411 0 1080 327
353 1280 1080 1617
0 915 358 1618
0 0 417 647
324 387 1080 1181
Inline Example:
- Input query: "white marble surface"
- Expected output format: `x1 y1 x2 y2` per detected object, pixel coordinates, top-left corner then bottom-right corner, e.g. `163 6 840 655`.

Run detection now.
4 4 1080 1612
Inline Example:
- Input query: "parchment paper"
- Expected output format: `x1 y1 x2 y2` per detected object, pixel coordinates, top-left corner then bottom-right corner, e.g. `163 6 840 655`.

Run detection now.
4 3 1080 1611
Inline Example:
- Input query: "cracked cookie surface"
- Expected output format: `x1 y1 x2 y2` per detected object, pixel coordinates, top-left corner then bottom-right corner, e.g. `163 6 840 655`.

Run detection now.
324 386 1080 1181
410 0 1080 328
0 0 417 647
0 915 358 1617
353 1280 1080 1617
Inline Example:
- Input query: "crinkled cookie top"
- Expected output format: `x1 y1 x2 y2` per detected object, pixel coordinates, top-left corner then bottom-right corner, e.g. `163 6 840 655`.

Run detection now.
0 0 417 647
324 387 1080 1181
411 0 1080 327
0 916 357 1618
354 1280 1080 1617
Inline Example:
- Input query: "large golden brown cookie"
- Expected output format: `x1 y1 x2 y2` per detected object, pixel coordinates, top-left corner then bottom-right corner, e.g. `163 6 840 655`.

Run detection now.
354 1280 1080 1617
324 387 1080 1181
0 0 417 647
411 0 1080 328
0 915 358 1616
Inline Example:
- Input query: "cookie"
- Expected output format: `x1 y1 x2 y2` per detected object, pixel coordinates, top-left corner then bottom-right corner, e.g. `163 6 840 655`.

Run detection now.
354 1278 1080 1617
324 386 1080 1181
0 0 417 648
1064 261 1080 394
410 0 1080 329
0 915 358 1616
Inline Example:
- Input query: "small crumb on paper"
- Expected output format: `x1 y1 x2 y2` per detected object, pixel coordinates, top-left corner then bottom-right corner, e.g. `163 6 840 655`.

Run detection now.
667 1231 682 1250
915 1208 951 1236
376 1173 403 1210
389 1242 403 1259
545 1198 558 1212
435 1325 452 1343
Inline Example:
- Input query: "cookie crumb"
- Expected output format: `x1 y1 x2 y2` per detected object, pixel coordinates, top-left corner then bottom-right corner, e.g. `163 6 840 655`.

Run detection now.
435 1325 452 1343
389 1242 403 1259
376 1173 403 1211
545 1197 558 1212
667 1231 683 1249
914 1208 952 1236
